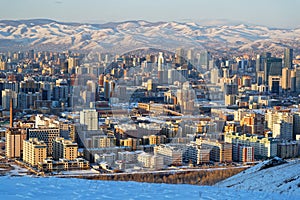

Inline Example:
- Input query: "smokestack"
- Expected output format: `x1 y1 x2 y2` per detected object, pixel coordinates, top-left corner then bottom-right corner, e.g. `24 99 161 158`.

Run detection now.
10 98 13 128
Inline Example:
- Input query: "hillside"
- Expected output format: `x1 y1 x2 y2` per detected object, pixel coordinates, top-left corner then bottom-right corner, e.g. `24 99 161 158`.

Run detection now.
0 176 296 200
0 19 299 54
216 157 300 196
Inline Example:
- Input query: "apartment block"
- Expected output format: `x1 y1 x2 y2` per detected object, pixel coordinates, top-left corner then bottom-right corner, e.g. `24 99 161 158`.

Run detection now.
225 132 278 159
184 143 210 164
23 138 47 166
27 128 60 156
52 137 78 160
5 128 27 158
154 144 182 166
277 141 298 159
38 158 89 172
196 138 232 163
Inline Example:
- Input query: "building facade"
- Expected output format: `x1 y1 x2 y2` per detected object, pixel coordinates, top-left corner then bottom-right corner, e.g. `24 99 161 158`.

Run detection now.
53 137 78 160
27 128 60 156
23 138 47 166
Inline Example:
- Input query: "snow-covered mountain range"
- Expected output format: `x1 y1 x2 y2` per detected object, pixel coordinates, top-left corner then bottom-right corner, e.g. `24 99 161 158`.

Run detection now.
0 19 299 54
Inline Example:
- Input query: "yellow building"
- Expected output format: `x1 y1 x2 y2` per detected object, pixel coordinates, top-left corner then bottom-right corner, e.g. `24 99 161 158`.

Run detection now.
149 135 166 145
23 138 47 166
92 135 115 148
27 128 60 156
240 112 265 135
5 128 27 159
196 138 232 163
121 138 138 150
53 137 78 160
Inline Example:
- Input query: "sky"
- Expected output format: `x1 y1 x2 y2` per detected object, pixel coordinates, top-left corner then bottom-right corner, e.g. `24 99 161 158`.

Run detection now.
1 0 300 28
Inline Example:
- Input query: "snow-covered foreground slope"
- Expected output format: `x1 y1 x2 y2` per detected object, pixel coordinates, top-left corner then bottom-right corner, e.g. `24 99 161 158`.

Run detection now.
0 19 299 53
217 158 300 197
0 176 297 200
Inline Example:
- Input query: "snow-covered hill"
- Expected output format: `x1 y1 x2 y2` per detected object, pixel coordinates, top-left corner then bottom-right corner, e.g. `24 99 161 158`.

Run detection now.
0 176 296 200
0 158 299 199
217 157 300 196
0 19 299 54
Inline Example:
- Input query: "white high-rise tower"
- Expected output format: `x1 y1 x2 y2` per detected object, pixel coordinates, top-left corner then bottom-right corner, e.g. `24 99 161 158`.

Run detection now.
158 52 164 71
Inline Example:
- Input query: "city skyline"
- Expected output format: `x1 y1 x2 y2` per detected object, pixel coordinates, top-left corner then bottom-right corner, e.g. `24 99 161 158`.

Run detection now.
1 0 300 198
1 0 299 28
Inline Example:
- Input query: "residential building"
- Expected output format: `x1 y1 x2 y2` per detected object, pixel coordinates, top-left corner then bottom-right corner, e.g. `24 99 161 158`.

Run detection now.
196 139 232 163
5 128 27 158
277 141 298 159
80 109 98 130
23 138 47 166
154 144 182 166
38 158 89 172
53 137 78 160
184 142 210 164
225 132 278 159
27 128 60 156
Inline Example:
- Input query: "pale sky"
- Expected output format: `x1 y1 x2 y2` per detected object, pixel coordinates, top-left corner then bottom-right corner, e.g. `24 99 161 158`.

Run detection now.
1 0 299 28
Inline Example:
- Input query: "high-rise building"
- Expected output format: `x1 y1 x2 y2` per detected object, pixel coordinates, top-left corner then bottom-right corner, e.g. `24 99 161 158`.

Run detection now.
293 112 300 140
210 68 219 84
184 143 210 164
0 60 8 70
168 68 178 84
5 128 27 158
147 79 153 91
277 141 298 159
68 57 79 74
199 51 210 70
104 80 110 99
224 82 238 106
53 137 78 160
23 138 47 166
80 109 98 130
92 135 115 148
284 48 293 69
2 89 17 110
236 145 254 163
263 57 282 85
157 52 164 71
291 69 297 92
256 53 271 85
157 52 167 84
256 52 271 72
282 67 291 90
240 112 265 135
196 139 232 163
265 109 293 132
175 48 184 66
268 76 281 94
273 120 293 140
187 49 194 64
27 128 60 156
20 78 40 93
225 132 278 159
295 67 300 93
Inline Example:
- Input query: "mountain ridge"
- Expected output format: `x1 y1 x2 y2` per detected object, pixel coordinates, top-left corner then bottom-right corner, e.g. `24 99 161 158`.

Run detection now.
0 19 299 54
